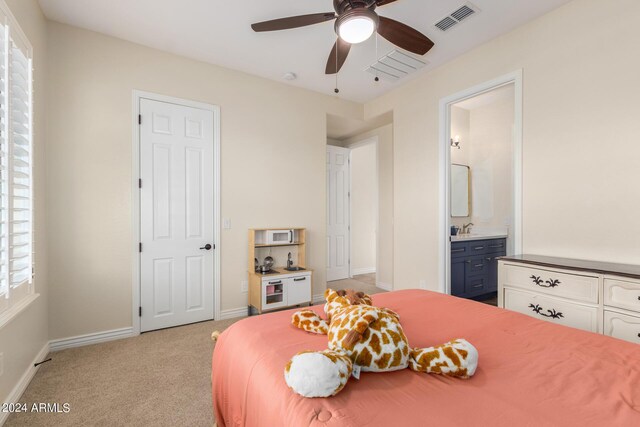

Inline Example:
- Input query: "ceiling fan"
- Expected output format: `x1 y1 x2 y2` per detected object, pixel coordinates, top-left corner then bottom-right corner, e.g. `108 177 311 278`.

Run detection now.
251 0 434 75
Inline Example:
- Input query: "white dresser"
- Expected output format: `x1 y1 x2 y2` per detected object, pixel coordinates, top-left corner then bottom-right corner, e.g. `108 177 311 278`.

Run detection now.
498 255 640 344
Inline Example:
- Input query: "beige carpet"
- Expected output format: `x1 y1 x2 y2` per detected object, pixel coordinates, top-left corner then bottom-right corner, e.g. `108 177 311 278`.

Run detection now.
6 317 241 427
329 273 387 295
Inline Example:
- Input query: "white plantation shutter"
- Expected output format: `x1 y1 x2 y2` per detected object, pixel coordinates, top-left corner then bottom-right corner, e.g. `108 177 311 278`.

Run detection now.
0 21 7 301
0 2 34 318
9 37 32 291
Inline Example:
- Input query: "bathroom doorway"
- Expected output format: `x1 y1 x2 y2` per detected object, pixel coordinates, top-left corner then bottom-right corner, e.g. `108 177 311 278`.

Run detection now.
439 72 523 297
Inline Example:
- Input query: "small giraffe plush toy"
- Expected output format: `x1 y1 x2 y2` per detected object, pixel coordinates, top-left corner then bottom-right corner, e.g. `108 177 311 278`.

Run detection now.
284 289 478 398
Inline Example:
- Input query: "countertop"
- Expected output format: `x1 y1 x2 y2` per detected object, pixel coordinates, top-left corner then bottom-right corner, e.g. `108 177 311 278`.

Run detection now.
250 267 313 279
450 233 507 242
498 254 640 279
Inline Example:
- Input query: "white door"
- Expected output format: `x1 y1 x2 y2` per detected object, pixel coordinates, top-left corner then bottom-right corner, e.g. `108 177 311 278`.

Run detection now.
140 98 215 332
327 146 350 281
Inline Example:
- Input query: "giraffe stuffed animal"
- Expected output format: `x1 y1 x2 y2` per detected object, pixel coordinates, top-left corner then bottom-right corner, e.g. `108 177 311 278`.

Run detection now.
284 289 478 398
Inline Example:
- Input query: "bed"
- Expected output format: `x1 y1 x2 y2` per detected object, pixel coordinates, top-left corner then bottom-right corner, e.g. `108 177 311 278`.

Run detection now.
212 290 640 426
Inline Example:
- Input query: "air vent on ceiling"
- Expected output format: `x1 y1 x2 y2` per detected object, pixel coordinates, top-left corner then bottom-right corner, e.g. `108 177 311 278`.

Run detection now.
451 5 475 22
435 16 457 32
435 3 479 32
365 50 428 82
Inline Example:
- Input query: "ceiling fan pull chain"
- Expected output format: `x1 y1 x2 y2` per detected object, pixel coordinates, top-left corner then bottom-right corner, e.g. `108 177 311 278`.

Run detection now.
374 33 380 82
334 44 340 94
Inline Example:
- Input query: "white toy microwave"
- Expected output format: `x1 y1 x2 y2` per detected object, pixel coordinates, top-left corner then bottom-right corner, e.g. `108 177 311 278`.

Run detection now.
267 229 293 244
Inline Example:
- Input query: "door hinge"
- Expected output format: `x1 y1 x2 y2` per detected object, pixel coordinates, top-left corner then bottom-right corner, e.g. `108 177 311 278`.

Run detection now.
139 242 142 252
139 306 142 317
138 178 142 188
348 192 350 197
138 114 142 125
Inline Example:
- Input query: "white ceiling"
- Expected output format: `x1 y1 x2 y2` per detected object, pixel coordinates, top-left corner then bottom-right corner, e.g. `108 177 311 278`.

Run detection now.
37 0 573 103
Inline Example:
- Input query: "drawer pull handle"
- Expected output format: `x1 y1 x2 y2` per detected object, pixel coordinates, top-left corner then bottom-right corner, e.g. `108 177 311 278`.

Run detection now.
268 281 282 285
529 303 564 319
473 264 483 268
294 277 306 282
472 284 483 289
473 246 485 250
452 248 465 253
530 275 561 288
489 244 504 248
485 257 494 261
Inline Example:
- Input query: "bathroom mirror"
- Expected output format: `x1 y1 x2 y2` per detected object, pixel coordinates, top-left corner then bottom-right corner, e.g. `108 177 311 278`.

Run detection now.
451 164 470 217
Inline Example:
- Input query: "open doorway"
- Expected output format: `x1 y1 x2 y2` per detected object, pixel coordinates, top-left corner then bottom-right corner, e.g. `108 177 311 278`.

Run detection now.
326 112 394 295
439 72 523 301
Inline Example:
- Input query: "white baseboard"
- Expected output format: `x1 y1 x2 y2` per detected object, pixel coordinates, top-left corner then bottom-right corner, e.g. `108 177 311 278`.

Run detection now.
351 267 376 276
312 293 325 304
377 281 393 291
0 342 50 426
49 327 134 352
218 307 248 320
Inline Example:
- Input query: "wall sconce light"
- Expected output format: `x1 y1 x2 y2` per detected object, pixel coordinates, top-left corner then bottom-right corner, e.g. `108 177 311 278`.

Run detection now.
451 135 461 149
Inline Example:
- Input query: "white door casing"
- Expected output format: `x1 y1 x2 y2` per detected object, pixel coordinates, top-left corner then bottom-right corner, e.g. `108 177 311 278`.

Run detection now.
438 70 523 295
327 145 350 281
139 98 215 332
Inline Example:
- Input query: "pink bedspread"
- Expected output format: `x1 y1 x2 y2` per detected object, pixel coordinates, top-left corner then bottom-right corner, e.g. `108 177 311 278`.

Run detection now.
212 290 640 426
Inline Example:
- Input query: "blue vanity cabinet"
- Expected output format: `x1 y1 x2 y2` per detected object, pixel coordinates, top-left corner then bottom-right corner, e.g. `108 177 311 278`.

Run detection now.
451 238 506 298
451 241 470 296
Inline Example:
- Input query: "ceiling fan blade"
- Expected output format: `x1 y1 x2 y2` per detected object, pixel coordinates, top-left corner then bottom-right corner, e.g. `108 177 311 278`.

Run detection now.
376 0 399 6
377 16 434 55
325 38 352 74
251 12 336 32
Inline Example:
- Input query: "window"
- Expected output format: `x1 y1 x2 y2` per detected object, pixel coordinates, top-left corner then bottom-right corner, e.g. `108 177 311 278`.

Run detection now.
0 3 34 319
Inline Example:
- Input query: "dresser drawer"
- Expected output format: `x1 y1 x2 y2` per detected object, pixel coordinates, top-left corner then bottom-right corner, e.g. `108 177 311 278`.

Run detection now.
603 277 640 313
502 263 599 304
503 288 598 333
604 310 640 344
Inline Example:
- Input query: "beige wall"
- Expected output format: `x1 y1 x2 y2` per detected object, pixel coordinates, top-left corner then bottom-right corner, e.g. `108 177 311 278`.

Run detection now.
45 22 362 339
450 106 470 167
450 106 471 228
343 124 394 288
349 143 377 273
365 0 640 291
450 96 515 240
468 96 514 236
0 0 48 404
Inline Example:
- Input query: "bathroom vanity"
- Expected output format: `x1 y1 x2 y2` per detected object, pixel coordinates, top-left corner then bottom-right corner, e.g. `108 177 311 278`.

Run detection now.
451 235 506 299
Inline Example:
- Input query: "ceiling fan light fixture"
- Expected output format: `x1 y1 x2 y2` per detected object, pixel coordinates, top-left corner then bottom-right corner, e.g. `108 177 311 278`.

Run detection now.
336 9 379 44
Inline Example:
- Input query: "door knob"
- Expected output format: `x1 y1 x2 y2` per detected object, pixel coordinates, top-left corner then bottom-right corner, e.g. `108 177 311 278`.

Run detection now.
200 244 212 250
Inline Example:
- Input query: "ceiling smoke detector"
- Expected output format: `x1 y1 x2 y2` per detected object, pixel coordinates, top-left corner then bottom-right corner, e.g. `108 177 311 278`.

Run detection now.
283 72 297 81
